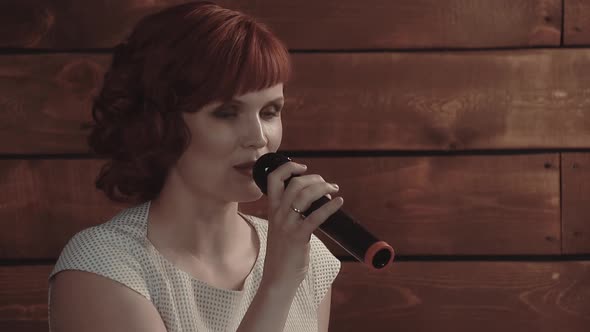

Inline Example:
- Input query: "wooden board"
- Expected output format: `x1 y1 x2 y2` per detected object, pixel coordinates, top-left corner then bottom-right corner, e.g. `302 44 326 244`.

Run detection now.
284 50 590 150
0 154 561 259
0 55 110 154
2 261 589 331
562 153 590 254
330 261 590 332
0 0 561 49
564 0 590 45
0 265 49 323
2 50 590 154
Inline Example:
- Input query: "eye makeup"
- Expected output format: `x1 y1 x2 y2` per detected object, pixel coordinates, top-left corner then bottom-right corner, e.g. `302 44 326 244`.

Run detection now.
212 98 284 118
214 105 282 119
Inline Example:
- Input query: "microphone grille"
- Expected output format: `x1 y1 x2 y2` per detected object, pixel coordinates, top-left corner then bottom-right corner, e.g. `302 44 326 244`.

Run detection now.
253 152 292 195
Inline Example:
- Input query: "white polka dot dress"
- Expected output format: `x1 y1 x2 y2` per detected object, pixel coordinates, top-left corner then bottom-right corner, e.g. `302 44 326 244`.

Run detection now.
47 200 341 332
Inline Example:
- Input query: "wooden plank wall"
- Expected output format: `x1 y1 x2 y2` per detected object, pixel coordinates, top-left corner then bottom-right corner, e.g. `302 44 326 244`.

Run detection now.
1 0 589 331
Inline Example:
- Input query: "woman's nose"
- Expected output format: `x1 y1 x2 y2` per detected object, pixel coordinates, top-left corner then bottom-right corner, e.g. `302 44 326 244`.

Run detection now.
241 118 268 148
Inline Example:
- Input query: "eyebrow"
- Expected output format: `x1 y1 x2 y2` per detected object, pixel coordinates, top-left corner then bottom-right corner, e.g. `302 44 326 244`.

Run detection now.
225 97 285 106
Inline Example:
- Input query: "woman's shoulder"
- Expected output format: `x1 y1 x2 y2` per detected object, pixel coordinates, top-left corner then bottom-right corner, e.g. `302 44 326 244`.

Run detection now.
48 204 151 289
62 203 148 253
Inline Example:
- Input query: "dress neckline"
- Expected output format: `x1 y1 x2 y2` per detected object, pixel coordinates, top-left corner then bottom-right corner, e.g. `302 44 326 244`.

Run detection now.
141 200 262 294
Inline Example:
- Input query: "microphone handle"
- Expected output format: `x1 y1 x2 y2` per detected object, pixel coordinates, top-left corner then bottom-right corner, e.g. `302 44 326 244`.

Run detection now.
285 177 395 270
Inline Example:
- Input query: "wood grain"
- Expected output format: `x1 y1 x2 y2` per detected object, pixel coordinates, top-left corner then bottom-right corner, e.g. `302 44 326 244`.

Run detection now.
2 262 589 331
561 153 590 254
0 265 49 322
0 55 110 154
0 159 127 259
0 1 586 331
285 50 590 151
0 0 561 49
0 154 560 259
2 50 590 154
331 261 590 332
564 0 590 45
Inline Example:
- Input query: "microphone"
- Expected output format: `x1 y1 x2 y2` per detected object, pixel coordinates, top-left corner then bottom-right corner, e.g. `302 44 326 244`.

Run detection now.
253 152 394 270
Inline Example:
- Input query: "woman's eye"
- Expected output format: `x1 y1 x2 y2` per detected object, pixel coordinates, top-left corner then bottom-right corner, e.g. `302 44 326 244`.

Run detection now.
214 106 238 118
215 112 237 118
214 106 282 119
265 107 282 117
264 105 283 117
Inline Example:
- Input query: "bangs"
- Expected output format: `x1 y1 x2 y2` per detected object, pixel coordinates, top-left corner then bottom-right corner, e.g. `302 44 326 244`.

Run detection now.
231 22 292 98
180 17 292 109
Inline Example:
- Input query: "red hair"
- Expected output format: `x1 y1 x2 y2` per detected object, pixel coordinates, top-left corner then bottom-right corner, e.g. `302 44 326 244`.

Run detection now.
88 0 292 204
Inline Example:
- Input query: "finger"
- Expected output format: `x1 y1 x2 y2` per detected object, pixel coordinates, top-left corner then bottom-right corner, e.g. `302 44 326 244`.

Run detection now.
301 196 344 236
267 161 308 213
281 174 325 201
288 182 339 217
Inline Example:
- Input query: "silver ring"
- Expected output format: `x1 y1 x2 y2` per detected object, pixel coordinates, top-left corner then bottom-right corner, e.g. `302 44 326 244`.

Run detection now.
291 206 306 219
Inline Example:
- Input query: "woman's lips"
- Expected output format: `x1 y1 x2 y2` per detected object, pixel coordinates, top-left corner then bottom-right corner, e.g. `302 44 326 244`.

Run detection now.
234 167 253 177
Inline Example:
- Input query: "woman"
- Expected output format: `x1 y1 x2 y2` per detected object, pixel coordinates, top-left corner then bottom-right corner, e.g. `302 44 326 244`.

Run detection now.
48 1 343 331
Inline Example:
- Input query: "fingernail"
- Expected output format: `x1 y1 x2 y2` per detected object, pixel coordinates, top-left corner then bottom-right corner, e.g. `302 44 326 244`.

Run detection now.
332 183 339 188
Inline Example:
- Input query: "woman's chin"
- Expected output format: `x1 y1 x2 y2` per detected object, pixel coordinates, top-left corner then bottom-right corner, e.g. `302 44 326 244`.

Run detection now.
235 185 263 202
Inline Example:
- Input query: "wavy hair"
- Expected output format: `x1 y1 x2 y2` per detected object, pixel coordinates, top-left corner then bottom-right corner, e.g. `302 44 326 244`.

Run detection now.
88 1 292 204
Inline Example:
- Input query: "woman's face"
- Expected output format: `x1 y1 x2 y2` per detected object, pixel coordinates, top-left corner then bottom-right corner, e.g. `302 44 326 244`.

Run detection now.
172 83 284 204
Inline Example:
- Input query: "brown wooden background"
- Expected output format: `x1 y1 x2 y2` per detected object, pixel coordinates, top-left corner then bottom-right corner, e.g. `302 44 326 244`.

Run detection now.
1 0 590 331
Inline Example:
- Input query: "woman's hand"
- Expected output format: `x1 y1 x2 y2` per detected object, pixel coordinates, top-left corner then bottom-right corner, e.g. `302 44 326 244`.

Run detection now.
261 161 343 288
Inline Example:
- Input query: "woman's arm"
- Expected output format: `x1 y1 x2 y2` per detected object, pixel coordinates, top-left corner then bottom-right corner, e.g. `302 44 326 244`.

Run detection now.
49 270 167 332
